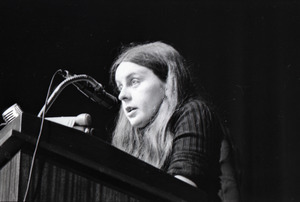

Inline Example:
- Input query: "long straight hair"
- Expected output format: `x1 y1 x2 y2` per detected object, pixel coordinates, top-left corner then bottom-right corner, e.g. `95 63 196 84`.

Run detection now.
110 41 194 168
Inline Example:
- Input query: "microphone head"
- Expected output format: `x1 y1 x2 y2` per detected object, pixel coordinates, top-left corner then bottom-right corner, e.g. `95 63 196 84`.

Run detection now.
2 103 23 124
75 113 92 126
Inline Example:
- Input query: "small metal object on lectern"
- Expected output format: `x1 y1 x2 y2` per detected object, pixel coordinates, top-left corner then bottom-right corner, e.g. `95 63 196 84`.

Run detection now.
2 103 23 124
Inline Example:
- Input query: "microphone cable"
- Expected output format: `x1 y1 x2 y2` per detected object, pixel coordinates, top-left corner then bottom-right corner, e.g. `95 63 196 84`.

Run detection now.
22 69 62 202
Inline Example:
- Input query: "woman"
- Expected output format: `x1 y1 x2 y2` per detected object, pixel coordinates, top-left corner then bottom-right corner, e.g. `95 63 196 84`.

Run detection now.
109 41 239 201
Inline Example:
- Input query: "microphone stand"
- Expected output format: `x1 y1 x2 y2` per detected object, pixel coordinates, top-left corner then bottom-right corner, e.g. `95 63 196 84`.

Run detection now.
37 74 101 117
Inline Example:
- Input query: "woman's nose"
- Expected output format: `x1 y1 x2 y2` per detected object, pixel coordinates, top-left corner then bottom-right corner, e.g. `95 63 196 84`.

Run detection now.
118 87 130 101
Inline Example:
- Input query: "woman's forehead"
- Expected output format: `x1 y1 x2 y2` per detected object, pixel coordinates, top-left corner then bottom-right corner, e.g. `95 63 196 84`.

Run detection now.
115 62 151 81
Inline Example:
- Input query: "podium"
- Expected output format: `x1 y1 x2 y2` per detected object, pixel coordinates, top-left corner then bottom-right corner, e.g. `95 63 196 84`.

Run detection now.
0 113 207 202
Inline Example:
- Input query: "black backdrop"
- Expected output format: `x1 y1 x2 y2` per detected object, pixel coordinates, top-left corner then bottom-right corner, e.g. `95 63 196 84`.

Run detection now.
0 0 299 201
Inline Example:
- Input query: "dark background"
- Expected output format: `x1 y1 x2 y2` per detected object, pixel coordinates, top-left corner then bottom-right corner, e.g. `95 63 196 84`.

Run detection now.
0 0 299 201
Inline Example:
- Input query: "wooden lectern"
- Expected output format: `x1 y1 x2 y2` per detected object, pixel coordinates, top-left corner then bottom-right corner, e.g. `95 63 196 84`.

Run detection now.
0 113 207 202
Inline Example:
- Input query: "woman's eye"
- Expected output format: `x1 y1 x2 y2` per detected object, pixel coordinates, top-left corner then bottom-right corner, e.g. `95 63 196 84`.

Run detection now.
131 79 140 86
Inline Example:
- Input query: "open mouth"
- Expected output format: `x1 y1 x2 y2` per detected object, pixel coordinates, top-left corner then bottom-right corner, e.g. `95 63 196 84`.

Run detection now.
126 107 137 113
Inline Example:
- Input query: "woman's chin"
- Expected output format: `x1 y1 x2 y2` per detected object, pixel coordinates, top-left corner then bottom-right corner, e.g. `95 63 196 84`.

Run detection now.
129 119 149 129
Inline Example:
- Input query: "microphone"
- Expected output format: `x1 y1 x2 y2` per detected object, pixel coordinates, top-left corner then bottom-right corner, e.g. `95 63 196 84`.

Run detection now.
46 113 92 127
2 103 23 124
46 113 94 134
59 70 119 109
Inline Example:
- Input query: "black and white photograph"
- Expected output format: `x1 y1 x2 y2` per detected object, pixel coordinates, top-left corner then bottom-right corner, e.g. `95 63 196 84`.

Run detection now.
0 0 299 201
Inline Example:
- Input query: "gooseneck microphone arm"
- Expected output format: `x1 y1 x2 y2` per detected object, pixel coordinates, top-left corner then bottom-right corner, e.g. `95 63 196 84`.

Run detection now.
38 71 118 117
60 70 119 110
38 74 94 117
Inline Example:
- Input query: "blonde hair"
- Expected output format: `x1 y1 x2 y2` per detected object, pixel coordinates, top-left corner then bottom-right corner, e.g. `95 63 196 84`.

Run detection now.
110 41 193 168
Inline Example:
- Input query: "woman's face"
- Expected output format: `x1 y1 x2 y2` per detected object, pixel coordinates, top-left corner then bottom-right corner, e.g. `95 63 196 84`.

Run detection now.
115 62 166 128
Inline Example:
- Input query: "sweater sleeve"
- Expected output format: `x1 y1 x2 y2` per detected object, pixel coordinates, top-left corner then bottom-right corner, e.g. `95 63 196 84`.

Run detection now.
166 100 221 189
